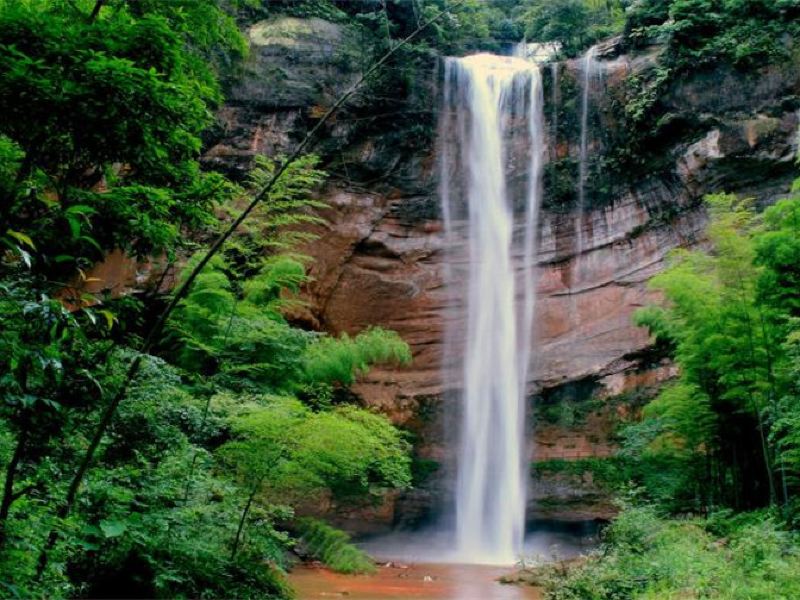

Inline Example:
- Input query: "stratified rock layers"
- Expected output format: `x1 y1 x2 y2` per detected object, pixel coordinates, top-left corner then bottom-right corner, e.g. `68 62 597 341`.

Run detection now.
206 19 800 527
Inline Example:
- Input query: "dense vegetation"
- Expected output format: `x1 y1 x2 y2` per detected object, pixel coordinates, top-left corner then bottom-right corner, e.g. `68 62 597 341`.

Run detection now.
257 0 629 56
612 0 800 176
521 1 800 597
3 0 800 598
544 505 800 599
538 180 800 598
0 1 419 597
629 192 800 513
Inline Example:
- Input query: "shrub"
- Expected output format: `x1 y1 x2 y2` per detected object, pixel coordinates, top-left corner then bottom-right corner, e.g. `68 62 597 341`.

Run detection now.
295 518 375 574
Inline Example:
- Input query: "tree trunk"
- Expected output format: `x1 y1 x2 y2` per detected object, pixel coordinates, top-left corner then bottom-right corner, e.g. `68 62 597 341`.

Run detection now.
736 284 777 505
758 310 790 507
88 0 106 22
230 482 261 562
0 425 29 546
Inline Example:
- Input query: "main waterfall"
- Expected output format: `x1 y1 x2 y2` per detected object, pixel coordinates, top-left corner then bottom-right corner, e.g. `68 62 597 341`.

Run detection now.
440 53 545 564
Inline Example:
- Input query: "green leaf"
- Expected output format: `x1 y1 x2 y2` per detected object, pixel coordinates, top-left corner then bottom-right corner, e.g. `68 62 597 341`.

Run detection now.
98 309 116 330
79 235 103 253
5 229 36 250
65 204 96 216
99 519 128 538
66 215 81 239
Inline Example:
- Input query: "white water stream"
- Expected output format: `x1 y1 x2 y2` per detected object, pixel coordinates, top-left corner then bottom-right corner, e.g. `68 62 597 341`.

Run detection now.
576 46 598 258
440 52 545 565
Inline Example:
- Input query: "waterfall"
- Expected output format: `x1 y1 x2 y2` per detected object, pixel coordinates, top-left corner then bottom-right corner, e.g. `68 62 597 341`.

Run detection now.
439 53 545 565
550 62 559 153
576 46 597 259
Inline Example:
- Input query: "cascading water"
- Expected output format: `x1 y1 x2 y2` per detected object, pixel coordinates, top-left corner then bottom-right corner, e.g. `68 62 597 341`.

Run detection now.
576 46 597 257
550 62 559 152
577 46 596 213
439 53 545 565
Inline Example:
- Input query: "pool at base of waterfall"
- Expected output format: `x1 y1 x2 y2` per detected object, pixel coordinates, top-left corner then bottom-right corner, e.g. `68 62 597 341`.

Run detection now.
289 523 598 599
356 521 599 566
289 562 543 600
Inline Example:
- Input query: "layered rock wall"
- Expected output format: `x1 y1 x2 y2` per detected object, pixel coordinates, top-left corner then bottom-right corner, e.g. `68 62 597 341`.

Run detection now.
205 19 800 528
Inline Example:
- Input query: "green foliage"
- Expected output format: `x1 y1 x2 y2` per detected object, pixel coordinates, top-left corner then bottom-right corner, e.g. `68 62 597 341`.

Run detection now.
545 505 800 599
236 154 328 254
295 517 375 574
292 405 412 497
261 0 523 53
414 0 502 52
627 0 800 68
542 159 580 212
0 3 415 597
521 0 627 57
76 358 295 600
218 396 411 503
755 194 800 319
168 252 412 393
532 458 627 491
616 390 714 511
0 0 242 274
611 0 800 177
629 190 800 513
301 328 412 387
168 253 312 388
0 352 295 598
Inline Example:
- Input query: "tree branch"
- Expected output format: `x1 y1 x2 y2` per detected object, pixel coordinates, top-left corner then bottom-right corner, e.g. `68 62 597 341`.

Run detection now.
88 0 106 23
0 424 29 546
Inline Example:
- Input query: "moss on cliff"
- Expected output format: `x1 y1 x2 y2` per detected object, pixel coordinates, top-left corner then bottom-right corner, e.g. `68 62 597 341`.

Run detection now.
605 0 800 181
532 457 626 492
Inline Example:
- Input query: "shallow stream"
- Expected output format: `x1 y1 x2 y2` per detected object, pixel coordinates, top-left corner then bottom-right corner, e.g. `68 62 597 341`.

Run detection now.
289 562 542 600
289 523 597 599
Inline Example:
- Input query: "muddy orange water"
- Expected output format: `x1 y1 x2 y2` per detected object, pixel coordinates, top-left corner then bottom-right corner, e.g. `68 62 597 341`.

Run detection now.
289 563 542 600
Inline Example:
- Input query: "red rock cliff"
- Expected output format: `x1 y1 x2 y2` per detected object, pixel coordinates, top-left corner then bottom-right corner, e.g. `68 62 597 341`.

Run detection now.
202 20 800 527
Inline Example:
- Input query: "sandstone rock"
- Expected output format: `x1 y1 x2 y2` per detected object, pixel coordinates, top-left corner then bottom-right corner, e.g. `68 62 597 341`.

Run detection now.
202 24 800 527
76 24 800 527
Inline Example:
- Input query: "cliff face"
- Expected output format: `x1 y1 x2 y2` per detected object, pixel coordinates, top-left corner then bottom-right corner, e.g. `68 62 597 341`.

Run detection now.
205 19 800 528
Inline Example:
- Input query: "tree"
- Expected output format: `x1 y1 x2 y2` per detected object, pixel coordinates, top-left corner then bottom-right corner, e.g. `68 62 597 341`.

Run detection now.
632 192 800 512
217 396 410 560
0 2 240 273
0 0 445 594
521 0 628 56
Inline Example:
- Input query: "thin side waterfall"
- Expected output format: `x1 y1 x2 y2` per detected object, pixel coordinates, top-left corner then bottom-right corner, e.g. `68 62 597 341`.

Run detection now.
550 62 559 153
439 53 545 565
576 46 597 258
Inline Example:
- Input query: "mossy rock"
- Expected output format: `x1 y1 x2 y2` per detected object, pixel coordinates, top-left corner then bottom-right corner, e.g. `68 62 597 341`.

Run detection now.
230 17 362 108
249 17 344 49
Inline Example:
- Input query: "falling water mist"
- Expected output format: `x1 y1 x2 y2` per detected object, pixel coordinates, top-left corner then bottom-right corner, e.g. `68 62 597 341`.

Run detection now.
439 53 545 565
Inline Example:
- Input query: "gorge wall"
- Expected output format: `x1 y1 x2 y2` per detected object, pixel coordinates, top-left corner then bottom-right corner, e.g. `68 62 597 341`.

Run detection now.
203 18 800 530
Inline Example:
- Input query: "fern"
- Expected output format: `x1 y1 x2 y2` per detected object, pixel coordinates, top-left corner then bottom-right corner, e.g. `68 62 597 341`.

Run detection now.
295 518 376 574
301 328 412 386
